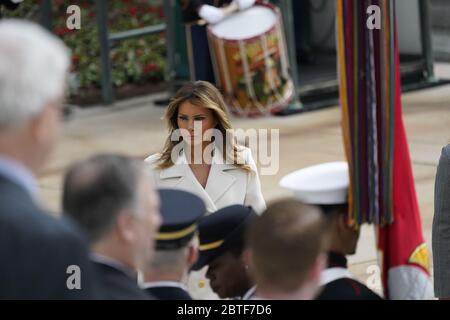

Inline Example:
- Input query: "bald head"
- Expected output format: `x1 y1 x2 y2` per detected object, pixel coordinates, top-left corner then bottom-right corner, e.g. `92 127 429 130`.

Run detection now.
63 154 149 243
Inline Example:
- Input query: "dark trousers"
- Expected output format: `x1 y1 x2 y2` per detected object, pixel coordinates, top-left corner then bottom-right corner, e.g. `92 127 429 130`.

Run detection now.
186 24 216 83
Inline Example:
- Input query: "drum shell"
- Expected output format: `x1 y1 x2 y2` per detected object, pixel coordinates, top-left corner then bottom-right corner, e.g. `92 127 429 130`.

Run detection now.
207 3 293 117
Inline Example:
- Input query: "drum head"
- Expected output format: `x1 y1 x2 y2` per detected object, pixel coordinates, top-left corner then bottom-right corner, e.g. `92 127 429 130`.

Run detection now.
210 5 276 40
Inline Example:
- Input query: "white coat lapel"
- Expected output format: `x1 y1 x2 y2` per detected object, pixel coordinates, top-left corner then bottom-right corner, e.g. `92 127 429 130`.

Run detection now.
160 149 218 213
205 149 237 204
159 151 187 185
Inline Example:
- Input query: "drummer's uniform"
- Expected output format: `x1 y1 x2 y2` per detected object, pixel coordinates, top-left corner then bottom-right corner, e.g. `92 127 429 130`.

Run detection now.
316 252 382 300
179 0 231 83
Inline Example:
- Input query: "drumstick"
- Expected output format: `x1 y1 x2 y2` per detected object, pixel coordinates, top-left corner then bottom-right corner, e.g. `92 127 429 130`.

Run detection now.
197 3 240 26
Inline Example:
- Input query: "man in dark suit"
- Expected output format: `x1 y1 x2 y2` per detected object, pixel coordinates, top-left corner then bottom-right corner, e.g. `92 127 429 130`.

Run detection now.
142 189 206 300
63 154 162 300
0 20 96 299
280 162 383 300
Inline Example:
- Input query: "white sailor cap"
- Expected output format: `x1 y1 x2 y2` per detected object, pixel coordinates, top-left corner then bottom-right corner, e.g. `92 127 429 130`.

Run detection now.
279 162 349 205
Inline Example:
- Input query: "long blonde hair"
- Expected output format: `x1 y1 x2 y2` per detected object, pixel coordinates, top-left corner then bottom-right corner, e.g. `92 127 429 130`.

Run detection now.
155 81 251 172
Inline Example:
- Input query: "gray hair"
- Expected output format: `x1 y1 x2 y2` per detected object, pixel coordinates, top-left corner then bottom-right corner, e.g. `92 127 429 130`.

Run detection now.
62 154 147 243
148 240 195 275
0 19 70 129
149 249 187 271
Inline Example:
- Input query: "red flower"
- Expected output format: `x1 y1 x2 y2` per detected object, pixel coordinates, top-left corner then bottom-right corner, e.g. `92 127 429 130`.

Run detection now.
143 63 158 74
148 6 158 14
128 6 139 17
54 26 66 36
54 26 77 37
158 7 165 18
81 0 91 9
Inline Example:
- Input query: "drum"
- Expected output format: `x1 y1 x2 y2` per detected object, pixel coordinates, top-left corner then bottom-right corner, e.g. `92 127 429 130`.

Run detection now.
207 3 293 117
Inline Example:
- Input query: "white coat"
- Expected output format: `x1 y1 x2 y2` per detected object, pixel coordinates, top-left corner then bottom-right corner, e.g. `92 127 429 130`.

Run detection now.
144 146 266 215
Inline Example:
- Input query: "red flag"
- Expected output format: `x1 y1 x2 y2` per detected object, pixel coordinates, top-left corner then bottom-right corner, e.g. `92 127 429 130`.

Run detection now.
376 19 432 300
336 0 433 299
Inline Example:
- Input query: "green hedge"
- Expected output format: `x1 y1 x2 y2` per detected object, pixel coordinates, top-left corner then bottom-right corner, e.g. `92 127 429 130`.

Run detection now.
4 0 166 93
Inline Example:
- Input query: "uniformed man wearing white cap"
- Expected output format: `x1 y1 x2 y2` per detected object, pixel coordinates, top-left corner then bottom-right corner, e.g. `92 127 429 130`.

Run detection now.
280 162 382 300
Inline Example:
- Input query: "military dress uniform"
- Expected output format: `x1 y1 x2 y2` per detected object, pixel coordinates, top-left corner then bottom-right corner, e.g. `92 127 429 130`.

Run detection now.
142 189 206 300
317 252 382 300
280 161 383 300
143 282 192 300
190 205 257 299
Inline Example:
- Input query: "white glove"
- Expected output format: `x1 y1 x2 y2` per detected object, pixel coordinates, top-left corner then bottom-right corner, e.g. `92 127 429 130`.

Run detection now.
233 0 255 10
198 5 225 24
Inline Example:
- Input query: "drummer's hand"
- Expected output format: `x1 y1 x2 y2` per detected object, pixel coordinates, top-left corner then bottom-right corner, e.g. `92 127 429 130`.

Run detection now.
233 0 255 10
198 5 225 24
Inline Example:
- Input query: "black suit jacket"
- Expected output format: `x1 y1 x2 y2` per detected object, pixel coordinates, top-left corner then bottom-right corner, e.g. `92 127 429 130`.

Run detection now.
317 278 383 300
144 285 192 300
0 174 96 299
93 261 151 300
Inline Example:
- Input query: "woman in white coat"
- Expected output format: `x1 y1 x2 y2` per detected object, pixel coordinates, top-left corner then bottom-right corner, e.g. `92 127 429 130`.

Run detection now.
145 81 266 215
145 81 266 299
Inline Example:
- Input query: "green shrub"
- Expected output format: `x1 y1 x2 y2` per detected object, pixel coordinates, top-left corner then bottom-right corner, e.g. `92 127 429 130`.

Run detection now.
3 0 166 93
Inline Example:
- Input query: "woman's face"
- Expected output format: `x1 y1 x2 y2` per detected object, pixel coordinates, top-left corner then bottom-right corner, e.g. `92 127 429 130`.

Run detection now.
177 101 217 146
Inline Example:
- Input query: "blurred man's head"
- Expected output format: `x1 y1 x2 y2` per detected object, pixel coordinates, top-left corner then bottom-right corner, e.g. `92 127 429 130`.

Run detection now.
248 199 328 300
0 20 70 174
62 154 161 271
191 205 256 299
